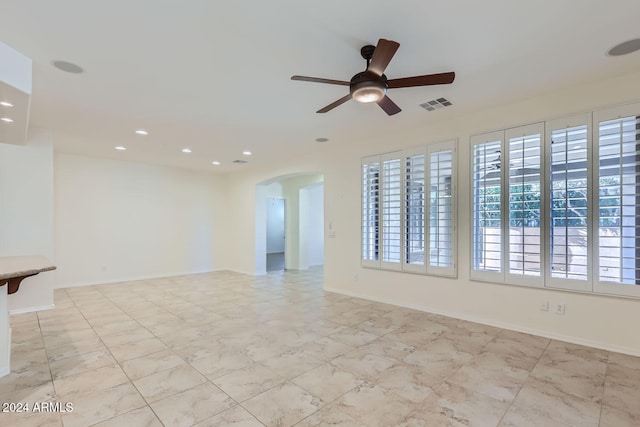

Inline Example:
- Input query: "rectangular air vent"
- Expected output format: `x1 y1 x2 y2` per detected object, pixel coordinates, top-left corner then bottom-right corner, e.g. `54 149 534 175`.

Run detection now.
420 97 452 111
232 160 248 164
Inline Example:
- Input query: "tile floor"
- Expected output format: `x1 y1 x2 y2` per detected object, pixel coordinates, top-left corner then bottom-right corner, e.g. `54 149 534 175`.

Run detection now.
1 268 640 426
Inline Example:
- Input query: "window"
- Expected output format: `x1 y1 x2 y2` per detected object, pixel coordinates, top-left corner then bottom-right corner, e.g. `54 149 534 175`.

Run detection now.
594 104 640 298
361 157 380 267
547 116 591 291
471 131 504 281
428 142 456 276
471 125 544 285
471 105 640 298
404 150 426 271
362 141 457 277
381 155 402 269
506 124 543 286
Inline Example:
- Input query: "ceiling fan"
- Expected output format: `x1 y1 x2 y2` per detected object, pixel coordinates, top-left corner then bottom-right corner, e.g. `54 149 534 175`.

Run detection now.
291 38 455 116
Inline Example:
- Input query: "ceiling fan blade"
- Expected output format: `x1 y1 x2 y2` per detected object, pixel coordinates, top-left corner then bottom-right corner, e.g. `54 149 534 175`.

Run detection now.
291 75 350 86
377 96 401 116
317 94 352 113
368 39 400 77
387 72 455 89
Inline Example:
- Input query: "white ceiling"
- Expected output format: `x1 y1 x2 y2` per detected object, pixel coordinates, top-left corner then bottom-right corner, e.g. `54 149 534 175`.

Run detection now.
1 1 639 173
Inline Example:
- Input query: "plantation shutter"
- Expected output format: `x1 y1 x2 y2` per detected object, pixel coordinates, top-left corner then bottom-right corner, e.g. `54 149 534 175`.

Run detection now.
381 154 402 269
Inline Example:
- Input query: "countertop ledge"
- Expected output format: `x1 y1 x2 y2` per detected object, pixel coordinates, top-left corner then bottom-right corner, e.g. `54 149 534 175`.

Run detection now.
0 255 56 281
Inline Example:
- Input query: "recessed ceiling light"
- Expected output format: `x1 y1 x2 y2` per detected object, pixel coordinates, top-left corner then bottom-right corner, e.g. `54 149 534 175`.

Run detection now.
115 146 126 151
135 129 148 135
0 117 14 123
182 148 192 153
608 39 640 56
52 60 84 74
212 161 220 165
315 137 329 142
242 150 252 156
0 101 13 108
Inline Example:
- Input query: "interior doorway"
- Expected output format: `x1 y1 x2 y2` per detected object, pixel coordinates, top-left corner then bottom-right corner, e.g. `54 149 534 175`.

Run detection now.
255 173 324 275
266 198 286 271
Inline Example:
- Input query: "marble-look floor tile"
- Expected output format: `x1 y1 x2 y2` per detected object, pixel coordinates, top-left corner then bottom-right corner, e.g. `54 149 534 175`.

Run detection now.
108 337 169 362
538 345 608 378
10 347 48 371
191 350 254 379
374 363 436 403
212 363 285 402
602 380 640 416
91 406 163 427
42 328 98 348
242 382 323 427
150 382 236 427
49 349 116 380
299 337 355 362
6 269 640 427
383 323 448 347
445 364 526 403
259 348 324 379
0 362 52 394
292 363 364 403
59 382 146 427
293 404 362 427
331 351 399 382
606 352 640 388
329 327 379 347
335 382 415 427
505 377 600 427
133 364 207 403
599 405 640 427
100 326 153 345
529 362 604 402
121 349 186 380
425 382 511 427
53 364 129 397
193 405 264 427
45 336 106 363
0 411 62 427
0 381 55 408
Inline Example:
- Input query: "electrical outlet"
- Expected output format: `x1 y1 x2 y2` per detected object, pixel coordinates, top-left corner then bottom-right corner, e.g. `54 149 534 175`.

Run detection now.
555 303 566 315
353 273 358 282
540 301 549 312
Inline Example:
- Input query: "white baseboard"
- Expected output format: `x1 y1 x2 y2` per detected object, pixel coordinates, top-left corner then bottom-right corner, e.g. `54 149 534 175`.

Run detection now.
324 286 640 358
9 304 55 315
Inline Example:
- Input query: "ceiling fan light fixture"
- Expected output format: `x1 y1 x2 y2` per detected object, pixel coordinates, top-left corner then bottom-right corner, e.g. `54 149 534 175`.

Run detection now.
351 80 386 103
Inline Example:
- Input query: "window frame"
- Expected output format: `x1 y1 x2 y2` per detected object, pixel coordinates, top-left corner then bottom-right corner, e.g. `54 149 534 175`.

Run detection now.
361 154 382 269
505 123 546 288
361 141 457 278
426 140 457 277
544 114 593 293
593 103 640 298
470 130 506 283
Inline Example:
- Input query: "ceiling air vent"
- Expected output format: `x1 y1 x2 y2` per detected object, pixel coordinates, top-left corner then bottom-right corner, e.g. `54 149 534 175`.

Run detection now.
420 97 452 111
232 160 248 164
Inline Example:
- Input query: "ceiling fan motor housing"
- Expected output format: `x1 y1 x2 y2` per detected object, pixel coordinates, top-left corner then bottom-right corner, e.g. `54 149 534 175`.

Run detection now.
350 72 388 103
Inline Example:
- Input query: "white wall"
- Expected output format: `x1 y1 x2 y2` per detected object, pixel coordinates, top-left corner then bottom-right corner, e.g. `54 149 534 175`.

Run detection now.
300 183 324 268
0 130 54 377
281 174 323 270
224 69 640 355
54 153 226 287
0 130 55 312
